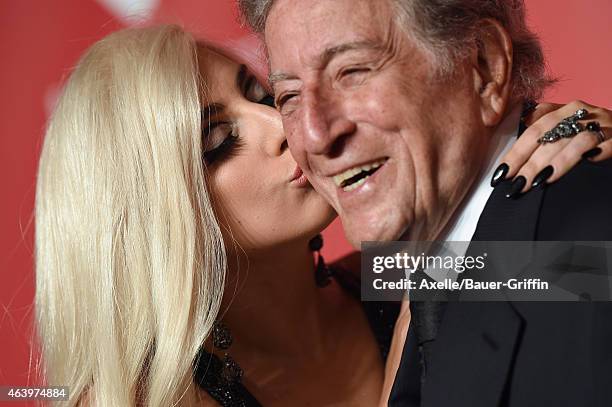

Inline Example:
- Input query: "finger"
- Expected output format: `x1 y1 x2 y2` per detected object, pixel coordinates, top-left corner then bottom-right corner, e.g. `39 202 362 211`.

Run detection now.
544 130 602 183
586 131 612 162
502 100 598 179
501 103 581 179
512 138 572 192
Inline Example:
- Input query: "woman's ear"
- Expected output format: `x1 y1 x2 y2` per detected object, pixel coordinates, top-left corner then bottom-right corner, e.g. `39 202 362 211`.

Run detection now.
471 18 513 127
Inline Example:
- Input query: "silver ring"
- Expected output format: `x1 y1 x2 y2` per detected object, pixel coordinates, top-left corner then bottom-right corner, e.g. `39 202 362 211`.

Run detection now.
538 108 589 144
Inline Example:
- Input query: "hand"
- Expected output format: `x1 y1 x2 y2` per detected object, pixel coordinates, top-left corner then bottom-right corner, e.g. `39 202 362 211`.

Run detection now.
495 100 612 196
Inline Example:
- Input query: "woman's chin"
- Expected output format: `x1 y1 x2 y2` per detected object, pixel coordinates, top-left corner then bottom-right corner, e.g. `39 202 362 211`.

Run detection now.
280 204 337 246
309 203 338 235
223 207 337 254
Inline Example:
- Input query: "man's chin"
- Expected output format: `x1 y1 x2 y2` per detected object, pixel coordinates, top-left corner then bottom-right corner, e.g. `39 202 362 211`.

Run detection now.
342 216 408 248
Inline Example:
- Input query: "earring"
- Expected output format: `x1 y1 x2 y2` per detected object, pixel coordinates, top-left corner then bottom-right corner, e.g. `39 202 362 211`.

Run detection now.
309 234 333 287
212 321 243 384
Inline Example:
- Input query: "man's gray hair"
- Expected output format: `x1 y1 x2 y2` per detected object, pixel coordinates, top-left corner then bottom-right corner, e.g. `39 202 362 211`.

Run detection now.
238 0 553 102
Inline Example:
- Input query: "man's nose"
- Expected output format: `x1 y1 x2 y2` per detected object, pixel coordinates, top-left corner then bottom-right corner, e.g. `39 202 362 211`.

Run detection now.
300 91 356 156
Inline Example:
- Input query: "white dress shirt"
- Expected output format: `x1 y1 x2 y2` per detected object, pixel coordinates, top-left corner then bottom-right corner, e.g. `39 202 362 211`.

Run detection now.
420 105 523 280
440 104 523 245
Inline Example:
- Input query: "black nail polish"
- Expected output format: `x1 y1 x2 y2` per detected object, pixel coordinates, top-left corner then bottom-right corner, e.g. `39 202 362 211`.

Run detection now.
582 147 602 159
586 121 601 132
506 176 526 199
491 163 509 187
532 165 554 189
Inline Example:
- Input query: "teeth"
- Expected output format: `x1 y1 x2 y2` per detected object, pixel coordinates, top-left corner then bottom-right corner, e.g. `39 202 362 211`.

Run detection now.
332 159 387 188
343 176 367 191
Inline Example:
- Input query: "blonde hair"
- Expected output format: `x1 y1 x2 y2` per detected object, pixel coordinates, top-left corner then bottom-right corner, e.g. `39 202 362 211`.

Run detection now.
35 25 225 406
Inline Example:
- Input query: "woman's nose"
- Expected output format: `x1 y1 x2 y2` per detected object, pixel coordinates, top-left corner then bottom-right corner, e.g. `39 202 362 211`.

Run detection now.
252 104 287 157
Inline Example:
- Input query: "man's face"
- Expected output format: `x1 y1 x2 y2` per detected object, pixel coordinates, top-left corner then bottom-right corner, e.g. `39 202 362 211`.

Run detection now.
265 0 490 245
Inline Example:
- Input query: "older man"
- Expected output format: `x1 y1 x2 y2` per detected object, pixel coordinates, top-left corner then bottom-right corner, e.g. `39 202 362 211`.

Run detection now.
239 0 612 406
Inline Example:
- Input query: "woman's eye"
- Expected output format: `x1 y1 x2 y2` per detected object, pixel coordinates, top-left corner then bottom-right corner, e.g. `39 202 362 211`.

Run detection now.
204 122 233 151
202 122 241 164
245 76 275 107
259 94 275 108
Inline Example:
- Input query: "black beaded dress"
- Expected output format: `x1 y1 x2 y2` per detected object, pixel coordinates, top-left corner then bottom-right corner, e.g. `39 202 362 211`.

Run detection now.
193 267 401 406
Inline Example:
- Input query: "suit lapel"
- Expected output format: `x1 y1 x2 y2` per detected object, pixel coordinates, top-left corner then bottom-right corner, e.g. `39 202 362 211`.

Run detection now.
470 177 543 241
421 174 546 407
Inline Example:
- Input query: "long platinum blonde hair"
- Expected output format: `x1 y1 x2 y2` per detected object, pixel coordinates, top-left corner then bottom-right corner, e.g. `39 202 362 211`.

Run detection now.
35 25 225 406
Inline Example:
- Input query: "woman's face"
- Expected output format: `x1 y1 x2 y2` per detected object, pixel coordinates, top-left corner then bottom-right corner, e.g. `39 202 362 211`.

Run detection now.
197 46 336 251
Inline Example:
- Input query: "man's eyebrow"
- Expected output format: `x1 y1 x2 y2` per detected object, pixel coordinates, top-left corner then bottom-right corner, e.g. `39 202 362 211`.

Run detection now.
319 40 382 67
268 40 381 86
268 72 299 86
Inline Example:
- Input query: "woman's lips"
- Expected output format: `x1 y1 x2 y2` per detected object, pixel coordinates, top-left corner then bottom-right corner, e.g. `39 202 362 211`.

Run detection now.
290 165 310 187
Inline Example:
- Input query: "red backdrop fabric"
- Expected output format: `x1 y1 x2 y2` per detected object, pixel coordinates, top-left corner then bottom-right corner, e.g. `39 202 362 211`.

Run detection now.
1 1 611 400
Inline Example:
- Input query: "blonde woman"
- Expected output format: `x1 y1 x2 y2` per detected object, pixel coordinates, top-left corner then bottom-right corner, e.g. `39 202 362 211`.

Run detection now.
35 25 612 406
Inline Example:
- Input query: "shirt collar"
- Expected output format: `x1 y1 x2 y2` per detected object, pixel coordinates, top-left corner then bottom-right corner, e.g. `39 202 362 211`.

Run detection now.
439 104 524 246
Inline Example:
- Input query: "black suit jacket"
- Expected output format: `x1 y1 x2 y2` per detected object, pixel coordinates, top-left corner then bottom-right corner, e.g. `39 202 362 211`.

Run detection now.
389 157 612 407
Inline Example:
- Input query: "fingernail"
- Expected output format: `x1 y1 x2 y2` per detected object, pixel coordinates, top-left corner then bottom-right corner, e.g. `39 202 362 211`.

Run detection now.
582 147 602 159
506 176 526 199
531 165 554 189
491 163 509 187
586 121 601 131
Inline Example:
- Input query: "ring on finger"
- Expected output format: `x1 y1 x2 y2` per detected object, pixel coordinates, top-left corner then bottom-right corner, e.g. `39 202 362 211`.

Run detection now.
538 108 589 144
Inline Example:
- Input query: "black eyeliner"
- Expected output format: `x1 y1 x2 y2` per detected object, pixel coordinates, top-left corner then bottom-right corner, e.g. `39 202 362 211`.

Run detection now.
203 133 244 165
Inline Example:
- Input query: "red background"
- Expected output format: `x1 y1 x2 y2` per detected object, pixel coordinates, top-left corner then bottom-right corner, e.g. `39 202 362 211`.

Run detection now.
1 1 611 403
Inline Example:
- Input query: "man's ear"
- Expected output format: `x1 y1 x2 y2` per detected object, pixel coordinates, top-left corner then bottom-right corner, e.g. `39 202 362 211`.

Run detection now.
471 18 513 127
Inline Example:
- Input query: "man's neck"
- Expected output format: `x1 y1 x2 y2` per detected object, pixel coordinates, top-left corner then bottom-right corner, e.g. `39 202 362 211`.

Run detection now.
438 103 524 243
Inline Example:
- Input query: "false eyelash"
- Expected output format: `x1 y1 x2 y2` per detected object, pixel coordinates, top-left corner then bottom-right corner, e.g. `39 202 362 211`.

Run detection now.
203 131 245 165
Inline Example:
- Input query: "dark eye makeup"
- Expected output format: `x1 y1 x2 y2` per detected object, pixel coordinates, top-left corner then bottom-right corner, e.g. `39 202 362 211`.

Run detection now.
202 120 244 165
244 74 275 107
202 66 274 165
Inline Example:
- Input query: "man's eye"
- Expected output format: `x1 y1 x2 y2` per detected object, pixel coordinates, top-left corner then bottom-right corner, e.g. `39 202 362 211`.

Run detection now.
245 76 275 107
341 67 369 76
338 67 371 86
276 93 297 110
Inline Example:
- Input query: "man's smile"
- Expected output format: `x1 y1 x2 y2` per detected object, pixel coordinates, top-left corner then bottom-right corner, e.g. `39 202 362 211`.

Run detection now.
331 157 389 191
